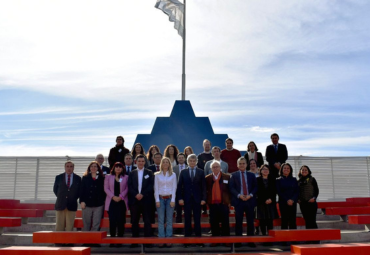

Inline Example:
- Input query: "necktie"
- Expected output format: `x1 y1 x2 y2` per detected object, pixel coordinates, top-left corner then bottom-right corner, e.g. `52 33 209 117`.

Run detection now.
127 166 130 174
67 174 71 189
274 145 278 153
191 168 195 181
241 171 248 195
156 165 159 172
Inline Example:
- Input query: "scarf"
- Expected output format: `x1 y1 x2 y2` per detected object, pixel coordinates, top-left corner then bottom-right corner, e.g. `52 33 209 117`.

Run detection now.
212 173 222 204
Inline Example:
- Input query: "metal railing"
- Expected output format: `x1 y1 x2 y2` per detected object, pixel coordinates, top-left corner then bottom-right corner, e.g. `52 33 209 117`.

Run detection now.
0 156 369 202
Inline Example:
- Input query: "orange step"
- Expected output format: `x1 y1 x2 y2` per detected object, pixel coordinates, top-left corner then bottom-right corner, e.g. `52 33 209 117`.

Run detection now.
325 206 370 215
348 215 370 224
33 231 107 244
269 229 341 242
0 246 90 255
291 243 370 255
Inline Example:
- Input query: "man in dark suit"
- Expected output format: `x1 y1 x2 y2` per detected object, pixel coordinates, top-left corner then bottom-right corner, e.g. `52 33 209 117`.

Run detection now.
128 154 154 248
53 160 82 232
229 157 257 248
124 153 136 175
147 152 162 173
177 154 206 247
205 161 231 246
95 154 110 175
265 133 288 178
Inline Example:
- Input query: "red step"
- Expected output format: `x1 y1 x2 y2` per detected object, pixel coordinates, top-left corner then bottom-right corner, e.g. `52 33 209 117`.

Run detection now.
291 243 370 255
0 200 20 208
346 197 370 206
0 209 44 218
33 231 107 244
0 246 90 255
317 201 350 208
0 217 22 227
15 203 54 210
269 229 341 242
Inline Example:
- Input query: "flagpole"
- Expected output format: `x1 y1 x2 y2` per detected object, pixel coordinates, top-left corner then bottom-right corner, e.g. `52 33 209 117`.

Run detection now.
181 0 186 100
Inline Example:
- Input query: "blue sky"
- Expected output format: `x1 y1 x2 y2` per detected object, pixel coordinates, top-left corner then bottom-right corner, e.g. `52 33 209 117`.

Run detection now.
0 0 369 157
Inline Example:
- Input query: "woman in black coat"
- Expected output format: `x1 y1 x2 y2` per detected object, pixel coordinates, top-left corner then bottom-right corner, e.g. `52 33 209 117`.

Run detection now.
298 165 319 229
276 163 299 230
256 164 278 235
80 161 105 231
244 141 264 170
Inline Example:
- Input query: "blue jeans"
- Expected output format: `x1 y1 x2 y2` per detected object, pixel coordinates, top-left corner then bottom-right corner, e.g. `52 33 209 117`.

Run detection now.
157 197 174 237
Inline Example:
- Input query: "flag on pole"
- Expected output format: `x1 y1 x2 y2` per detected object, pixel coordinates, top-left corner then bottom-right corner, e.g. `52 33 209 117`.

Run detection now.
155 0 184 38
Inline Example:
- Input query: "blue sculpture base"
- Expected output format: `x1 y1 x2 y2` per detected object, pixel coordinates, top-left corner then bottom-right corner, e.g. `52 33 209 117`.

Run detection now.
134 100 228 154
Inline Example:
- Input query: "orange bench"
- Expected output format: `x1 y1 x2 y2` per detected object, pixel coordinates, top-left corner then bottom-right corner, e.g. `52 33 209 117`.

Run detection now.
324 207 370 221
348 215 370 231
291 243 370 255
0 246 90 255
33 229 340 253
33 231 107 244
0 217 22 235
74 217 305 229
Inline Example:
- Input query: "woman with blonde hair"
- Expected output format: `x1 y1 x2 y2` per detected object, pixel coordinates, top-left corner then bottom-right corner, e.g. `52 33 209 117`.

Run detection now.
154 157 177 247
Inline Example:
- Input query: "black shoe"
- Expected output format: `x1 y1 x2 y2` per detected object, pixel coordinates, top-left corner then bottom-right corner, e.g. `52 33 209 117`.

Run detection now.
116 244 122 248
130 244 139 248
247 242 256 248
183 244 190 248
202 210 208 215
64 243 74 247
197 243 205 248
54 244 64 247
145 244 153 248
235 243 242 248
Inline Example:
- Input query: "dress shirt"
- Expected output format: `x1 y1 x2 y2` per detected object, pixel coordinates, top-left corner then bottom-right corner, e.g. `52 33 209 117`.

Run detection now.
189 167 196 178
154 172 177 203
213 172 220 179
178 164 186 171
65 173 73 186
137 168 144 193
248 152 255 161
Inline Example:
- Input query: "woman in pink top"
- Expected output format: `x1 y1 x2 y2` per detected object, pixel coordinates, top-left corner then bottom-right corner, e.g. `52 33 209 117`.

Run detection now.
104 162 128 245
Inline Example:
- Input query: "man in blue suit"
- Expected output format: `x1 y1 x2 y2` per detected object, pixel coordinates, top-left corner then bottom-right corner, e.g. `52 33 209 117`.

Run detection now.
177 154 206 247
230 157 258 248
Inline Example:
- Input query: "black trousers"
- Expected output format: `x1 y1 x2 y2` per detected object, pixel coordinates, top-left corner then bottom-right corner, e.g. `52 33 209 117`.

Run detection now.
235 200 255 236
300 201 318 229
175 197 183 223
130 200 152 237
259 219 273 235
279 202 297 229
209 204 230 236
108 200 126 237
184 197 201 237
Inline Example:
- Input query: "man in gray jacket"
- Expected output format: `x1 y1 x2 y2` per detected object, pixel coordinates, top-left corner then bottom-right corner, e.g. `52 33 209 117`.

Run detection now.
204 146 229 175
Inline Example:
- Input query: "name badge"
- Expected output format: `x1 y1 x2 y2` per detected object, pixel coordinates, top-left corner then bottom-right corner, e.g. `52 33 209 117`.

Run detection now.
118 149 122 153
223 180 228 184
119 178 123 183
103 171 107 175
95 175 99 179
144 175 149 179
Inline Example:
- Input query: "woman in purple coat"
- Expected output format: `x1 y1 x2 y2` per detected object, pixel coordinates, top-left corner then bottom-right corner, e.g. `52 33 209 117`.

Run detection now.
104 162 128 244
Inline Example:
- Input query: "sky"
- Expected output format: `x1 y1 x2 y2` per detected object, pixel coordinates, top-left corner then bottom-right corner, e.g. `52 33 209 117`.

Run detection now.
0 0 370 157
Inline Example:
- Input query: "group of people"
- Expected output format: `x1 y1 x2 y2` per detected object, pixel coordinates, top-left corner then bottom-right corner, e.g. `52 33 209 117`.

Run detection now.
53 133 319 248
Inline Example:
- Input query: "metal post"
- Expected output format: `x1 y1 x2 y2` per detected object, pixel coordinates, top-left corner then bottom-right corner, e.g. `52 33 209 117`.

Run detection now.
181 0 186 100
13 158 18 199
367 157 370 196
330 158 335 199
35 158 40 201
